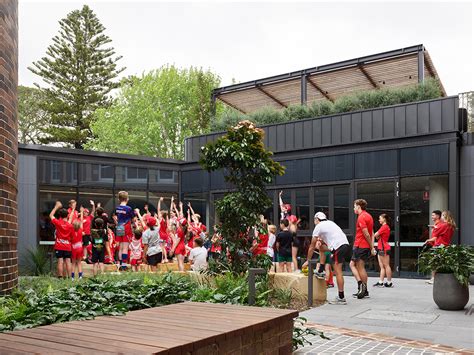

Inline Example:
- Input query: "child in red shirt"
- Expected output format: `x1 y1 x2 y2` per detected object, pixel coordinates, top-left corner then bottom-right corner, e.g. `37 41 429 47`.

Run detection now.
71 207 85 280
129 229 143 272
49 201 74 278
157 197 170 263
172 218 188 271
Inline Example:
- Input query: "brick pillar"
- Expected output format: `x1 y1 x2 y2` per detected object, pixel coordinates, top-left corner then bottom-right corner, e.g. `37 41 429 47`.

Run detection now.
0 0 18 294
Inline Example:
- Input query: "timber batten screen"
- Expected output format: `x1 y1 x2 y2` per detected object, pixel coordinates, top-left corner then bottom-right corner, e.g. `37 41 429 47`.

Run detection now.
214 45 446 114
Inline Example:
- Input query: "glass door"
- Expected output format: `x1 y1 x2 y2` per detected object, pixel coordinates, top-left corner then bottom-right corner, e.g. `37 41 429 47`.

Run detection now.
399 175 448 277
356 180 397 274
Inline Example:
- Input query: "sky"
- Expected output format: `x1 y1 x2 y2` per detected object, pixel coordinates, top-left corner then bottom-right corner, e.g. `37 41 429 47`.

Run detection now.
19 1 474 95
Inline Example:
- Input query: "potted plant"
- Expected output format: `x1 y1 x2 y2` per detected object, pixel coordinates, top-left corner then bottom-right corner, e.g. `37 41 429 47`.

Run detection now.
419 245 474 310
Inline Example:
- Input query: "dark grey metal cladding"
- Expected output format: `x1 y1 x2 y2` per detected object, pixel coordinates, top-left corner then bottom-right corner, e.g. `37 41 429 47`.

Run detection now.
184 97 460 162
460 136 474 246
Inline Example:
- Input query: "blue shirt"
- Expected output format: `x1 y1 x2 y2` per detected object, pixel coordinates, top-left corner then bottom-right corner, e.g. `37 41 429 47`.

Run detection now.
115 205 134 225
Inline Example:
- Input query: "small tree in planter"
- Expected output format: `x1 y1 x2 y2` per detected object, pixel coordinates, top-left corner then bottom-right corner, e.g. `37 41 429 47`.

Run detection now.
199 120 284 274
419 245 474 310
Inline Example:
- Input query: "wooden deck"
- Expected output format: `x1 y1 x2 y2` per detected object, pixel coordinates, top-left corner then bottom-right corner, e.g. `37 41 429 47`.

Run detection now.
0 302 298 354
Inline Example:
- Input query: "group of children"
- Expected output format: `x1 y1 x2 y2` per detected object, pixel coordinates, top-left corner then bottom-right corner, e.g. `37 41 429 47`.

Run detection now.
50 191 210 279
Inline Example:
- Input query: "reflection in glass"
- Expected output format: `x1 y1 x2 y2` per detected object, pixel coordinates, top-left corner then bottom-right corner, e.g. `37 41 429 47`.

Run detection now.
39 159 77 185
147 192 178 214
183 193 207 227
77 189 114 215
79 163 114 187
314 188 330 219
334 186 349 230
39 187 77 242
295 189 310 230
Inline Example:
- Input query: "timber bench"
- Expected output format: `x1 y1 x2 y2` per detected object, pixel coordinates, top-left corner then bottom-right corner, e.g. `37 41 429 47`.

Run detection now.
0 302 298 354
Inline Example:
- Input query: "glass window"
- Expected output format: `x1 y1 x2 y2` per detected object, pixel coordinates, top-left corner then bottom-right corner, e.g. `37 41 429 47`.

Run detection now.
400 175 449 273
313 155 353 182
400 144 449 176
39 187 77 242
334 186 349 230
147 192 178 214
314 187 330 219
115 166 147 189
148 169 179 193
39 159 77 185
117 190 147 211
77 188 114 216
79 163 114 187
183 193 207 227
355 150 398 179
275 159 311 185
295 189 310 231
182 170 209 193
125 167 147 181
263 190 275 226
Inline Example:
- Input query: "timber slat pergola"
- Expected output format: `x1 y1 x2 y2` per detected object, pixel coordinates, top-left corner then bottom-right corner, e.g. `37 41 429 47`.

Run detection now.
212 44 446 114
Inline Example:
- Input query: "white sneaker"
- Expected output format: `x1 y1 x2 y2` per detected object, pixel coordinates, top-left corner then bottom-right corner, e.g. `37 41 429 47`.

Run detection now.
328 296 347 305
426 278 434 284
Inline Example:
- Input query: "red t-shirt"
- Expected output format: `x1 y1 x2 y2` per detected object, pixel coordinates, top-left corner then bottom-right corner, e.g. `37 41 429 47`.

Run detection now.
67 208 80 222
82 215 93 235
355 211 373 249
433 221 454 247
159 219 168 240
52 218 74 251
253 233 269 256
71 228 83 250
376 224 391 251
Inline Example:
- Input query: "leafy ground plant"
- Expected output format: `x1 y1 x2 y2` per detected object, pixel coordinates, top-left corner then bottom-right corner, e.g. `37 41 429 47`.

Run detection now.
419 245 474 286
293 317 329 350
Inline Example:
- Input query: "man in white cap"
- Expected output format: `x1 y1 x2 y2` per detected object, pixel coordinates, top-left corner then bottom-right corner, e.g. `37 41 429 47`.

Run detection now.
302 212 351 305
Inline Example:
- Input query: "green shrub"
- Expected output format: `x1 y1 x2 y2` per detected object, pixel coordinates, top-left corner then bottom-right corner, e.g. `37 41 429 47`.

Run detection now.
23 247 52 276
211 79 442 131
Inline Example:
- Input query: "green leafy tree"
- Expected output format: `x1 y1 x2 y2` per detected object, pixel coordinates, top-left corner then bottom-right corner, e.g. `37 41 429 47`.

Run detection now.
86 66 221 159
28 5 125 148
18 86 50 144
199 121 284 274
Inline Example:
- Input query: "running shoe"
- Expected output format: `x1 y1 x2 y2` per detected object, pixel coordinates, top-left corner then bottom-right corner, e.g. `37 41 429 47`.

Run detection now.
327 283 334 288
373 281 384 287
384 282 393 288
314 271 326 280
328 296 347 305
426 278 434 284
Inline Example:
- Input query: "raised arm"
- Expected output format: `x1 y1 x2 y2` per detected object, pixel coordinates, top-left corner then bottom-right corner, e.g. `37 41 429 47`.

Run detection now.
188 202 196 217
79 207 84 228
67 201 76 224
90 200 96 217
279 190 284 209
135 208 145 226
157 197 163 215
178 201 184 218
50 201 62 221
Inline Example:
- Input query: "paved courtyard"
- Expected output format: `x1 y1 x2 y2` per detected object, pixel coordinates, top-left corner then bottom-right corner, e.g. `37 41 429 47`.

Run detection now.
297 276 474 354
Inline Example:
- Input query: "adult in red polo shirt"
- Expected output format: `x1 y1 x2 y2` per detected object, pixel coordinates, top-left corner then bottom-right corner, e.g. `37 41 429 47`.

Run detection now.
49 201 74 278
351 199 374 299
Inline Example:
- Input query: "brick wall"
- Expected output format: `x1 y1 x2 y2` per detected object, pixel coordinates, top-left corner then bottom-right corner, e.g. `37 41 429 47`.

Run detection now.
0 0 18 295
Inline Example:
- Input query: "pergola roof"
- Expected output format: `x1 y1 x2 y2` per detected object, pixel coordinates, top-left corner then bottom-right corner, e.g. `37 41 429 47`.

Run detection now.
213 44 446 114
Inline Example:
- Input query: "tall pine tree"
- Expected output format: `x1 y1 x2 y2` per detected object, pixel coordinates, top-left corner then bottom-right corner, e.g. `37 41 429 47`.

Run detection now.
29 5 125 148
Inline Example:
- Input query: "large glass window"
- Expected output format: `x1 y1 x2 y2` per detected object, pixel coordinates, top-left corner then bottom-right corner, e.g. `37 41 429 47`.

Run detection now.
39 159 77 186
314 187 330 218
355 150 398 179
400 175 448 274
400 144 449 176
182 170 209 193
115 166 147 189
39 187 77 242
148 169 179 192
77 188 114 216
334 186 349 230
313 154 353 182
183 193 208 226
275 159 311 185
79 163 114 187
295 189 310 231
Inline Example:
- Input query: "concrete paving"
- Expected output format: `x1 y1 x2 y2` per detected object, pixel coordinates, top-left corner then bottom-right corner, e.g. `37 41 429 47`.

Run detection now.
300 276 474 350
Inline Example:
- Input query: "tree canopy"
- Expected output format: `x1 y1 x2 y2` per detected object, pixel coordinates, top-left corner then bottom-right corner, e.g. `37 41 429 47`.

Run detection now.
29 5 125 148
18 86 50 145
86 66 221 159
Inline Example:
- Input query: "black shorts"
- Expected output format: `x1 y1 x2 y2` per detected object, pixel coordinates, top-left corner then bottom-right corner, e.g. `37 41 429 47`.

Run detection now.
55 250 71 259
351 247 371 262
333 244 351 264
82 234 91 246
147 253 163 266
377 249 390 257
91 248 105 263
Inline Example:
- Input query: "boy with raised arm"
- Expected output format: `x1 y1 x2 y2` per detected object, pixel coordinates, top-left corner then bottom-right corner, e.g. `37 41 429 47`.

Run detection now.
50 201 74 278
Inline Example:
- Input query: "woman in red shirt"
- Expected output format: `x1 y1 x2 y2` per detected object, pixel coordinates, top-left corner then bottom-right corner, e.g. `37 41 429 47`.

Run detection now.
171 218 188 271
372 214 393 288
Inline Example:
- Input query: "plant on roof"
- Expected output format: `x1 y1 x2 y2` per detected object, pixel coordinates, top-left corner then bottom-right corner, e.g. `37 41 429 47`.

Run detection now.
199 120 285 274
211 78 443 131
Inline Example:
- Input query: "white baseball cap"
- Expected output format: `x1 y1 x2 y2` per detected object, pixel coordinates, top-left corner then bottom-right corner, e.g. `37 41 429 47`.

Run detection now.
314 212 327 220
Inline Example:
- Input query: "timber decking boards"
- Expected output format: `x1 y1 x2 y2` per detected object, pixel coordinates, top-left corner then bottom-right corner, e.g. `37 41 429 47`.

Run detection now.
0 302 298 354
